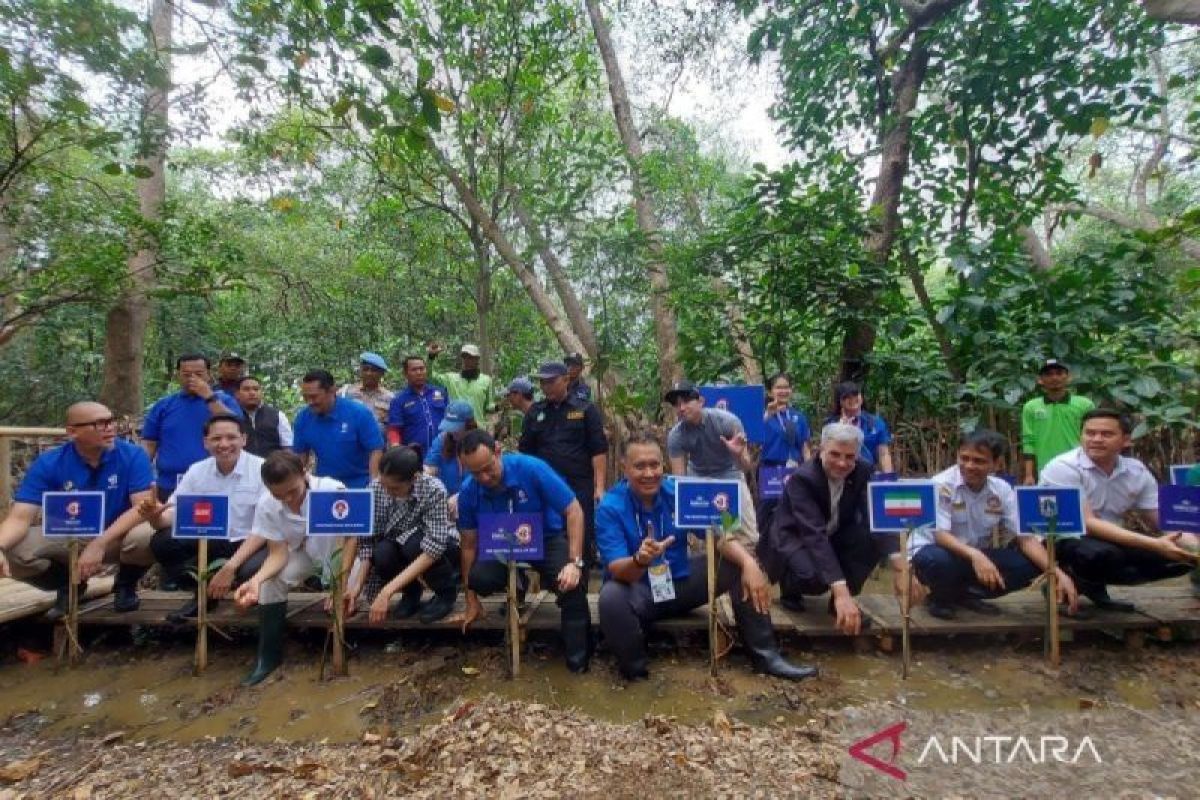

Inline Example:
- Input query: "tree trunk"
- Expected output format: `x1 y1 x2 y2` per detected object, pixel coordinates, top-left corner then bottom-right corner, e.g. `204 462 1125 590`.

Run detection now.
585 0 682 395
469 228 495 376
1142 0 1200 24
100 0 171 417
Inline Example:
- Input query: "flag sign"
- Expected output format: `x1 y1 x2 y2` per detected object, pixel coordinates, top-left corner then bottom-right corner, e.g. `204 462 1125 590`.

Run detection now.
1015 486 1085 538
1170 464 1197 486
479 512 544 561
758 465 794 499
173 494 232 539
1159 485 1200 535
42 492 106 538
674 477 741 529
868 481 936 533
306 489 374 536
698 385 766 444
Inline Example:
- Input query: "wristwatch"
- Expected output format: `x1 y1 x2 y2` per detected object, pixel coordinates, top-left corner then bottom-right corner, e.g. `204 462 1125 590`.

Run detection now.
572 557 585 570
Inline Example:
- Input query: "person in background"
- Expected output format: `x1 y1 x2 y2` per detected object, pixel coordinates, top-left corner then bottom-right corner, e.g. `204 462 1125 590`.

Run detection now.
292 369 384 488
564 352 592 403
216 353 248 394
759 371 812 533
1021 358 1094 485
340 352 395 437
427 342 494 422
823 381 893 474
425 400 477 517
236 376 292 457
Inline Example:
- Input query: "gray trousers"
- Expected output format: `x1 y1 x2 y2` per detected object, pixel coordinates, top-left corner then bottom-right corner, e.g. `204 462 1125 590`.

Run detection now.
258 537 339 605
5 523 156 583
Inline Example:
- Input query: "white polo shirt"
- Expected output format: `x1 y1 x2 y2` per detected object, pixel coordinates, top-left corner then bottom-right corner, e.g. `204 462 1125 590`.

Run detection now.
910 465 1021 555
252 475 345 557
167 450 266 541
1040 447 1157 524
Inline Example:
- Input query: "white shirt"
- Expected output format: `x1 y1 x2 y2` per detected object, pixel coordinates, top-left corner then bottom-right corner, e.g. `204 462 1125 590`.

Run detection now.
167 450 266 541
252 474 345 555
910 465 1021 555
278 412 294 448
1040 447 1157 524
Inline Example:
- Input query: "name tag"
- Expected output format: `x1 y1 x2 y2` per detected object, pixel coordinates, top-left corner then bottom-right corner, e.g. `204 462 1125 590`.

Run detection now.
566 411 585 420
648 563 675 602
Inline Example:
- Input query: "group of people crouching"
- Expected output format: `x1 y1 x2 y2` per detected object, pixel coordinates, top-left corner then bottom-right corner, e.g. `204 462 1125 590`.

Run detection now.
2 401 1197 686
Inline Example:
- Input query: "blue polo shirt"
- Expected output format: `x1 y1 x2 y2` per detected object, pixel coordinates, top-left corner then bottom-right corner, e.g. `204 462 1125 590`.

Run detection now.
387 383 449 453
424 432 464 495
457 453 575 537
824 411 892 468
292 397 385 488
142 390 242 491
15 439 154 527
596 478 695 582
762 408 811 464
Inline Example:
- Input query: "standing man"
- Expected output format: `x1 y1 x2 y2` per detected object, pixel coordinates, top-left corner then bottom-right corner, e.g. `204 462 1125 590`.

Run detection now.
494 376 535 445
1021 358 1094 485
235 376 292 457
293 369 384 488
564 353 592 403
386 355 449 456
340 352 394 437
428 342 494 422
520 361 608 566
0 402 156 616
1041 409 1199 610
142 353 243 500
216 353 248 394
455 430 591 672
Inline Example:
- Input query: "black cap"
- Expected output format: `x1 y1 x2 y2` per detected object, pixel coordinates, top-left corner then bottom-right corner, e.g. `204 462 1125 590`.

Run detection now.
563 352 584 367
219 352 246 365
533 361 568 379
663 380 700 404
1038 358 1069 374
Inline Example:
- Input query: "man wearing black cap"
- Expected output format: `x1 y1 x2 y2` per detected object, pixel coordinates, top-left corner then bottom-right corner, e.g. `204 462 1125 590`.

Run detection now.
216 353 248 394
1021 359 1094 485
520 361 608 566
564 353 592 403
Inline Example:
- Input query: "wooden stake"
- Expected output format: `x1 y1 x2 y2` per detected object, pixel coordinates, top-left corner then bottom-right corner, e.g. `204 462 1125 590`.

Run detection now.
506 559 520 678
194 539 209 675
329 544 350 678
900 527 911 680
63 538 82 665
706 525 718 677
1046 534 1060 667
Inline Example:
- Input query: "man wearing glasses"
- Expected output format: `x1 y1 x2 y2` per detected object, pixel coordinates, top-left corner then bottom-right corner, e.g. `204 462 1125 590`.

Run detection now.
0 402 157 618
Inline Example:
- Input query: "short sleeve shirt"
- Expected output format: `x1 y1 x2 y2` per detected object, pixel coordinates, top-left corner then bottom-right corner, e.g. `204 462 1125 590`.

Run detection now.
252 474 345 552
141 390 243 491
386 384 449 453
424 433 464 495
292 397 385 488
167 450 266 541
340 384 395 430
595 478 695 582
457 453 576 538
1040 447 1158 524
1021 394 1095 475
761 408 811 465
667 407 743 480
518 396 608 483
430 370 493 421
910 465 1021 554
824 412 891 468
15 439 154 527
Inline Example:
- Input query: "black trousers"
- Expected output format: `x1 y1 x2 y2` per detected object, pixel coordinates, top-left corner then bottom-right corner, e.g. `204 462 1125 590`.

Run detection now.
468 534 589 624
372 536 458 595
780 528 887 597
565 475 597 568
1058 536 1192 587
150 527 267 590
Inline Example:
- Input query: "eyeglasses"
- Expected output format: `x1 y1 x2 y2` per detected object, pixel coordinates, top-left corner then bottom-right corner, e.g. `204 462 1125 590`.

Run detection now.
69 417 116 430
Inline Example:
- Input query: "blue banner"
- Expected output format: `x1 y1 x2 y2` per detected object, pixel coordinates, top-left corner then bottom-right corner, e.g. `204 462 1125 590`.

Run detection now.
306 489 375 537
173 494 231 540
1170 464 1197 486
478 512 544 562
1159 485 1200 534
698 385 766 444
758 465 794 499
674 478 741 529
42 492 105 538
867 481 936 534
1015 486 1086 538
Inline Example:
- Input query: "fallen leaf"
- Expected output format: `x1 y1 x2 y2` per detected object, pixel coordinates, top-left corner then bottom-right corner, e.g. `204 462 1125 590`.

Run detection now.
0 758 41 783
461 666 479 676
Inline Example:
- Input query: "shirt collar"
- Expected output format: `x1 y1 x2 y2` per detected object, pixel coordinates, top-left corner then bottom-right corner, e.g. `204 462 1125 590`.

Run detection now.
1075 447 1126 477
1044 392 1072 405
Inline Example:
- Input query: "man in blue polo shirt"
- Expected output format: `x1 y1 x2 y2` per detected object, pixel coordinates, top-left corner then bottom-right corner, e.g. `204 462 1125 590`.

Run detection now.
293 369 384 488
453 429 591 672
142 353 243 500
0 402 156 617
597 432 815 682
386 355 448 457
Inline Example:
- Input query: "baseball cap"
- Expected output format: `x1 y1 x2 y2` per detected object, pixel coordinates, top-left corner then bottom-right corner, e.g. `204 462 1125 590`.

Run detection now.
359 351 389 372
439 400 475 432
534 361 568 379
219 352 246 365
506 376 535 395
1038 358 1069 374
460 343 481 358
663 379 700 404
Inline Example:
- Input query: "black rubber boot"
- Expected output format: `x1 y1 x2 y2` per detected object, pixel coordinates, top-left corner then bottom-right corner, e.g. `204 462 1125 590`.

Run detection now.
418 590 457 624
1077 579 1136 613
112 564 147 612
166 596 218 624
242 602 287 686
561 617 592 674
393 583 425 619
733 602 818 681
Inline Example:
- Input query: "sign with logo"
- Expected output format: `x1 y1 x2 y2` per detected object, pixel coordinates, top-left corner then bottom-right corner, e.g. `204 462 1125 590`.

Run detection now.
674 477 741 529
478 512 544 561
1158 485 1200 534
698 384 766 444
173 494 231 539
41 492 106 538
758 465 794 499
1170 464 1198 486
868 481 937 533
1015 486 1085 537
306 489 374 537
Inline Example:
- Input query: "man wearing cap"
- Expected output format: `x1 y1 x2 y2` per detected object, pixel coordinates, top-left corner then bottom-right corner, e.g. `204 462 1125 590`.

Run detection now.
293 369 385 488
564 353 592 403
216 353 248 394
235 376 293 457
386 355 449 457
495 376 535 445
425 400 476 503
340 352 395 436
427 342 494 422
520 361 608 566
665 380 759 542
1021 358 1094 485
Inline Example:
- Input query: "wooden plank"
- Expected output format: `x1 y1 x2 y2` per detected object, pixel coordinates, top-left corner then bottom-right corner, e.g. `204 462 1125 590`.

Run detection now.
0 576 114 624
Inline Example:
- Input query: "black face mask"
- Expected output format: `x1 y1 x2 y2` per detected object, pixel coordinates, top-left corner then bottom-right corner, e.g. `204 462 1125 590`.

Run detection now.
461 368 480 380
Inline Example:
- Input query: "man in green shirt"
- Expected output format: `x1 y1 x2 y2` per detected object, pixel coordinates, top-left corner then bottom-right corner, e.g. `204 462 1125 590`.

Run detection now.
1021 358 1094 485
427 342 494 422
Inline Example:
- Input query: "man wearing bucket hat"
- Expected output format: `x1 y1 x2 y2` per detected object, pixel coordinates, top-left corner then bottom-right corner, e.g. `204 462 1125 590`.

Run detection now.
340 352 395 437
427 342 494 422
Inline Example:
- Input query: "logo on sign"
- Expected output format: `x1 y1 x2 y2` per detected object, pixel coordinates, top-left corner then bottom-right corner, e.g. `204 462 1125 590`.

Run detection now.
712 492 730 512
193 501 213 525
66 501 81 518
332 499 350 520
715 398 729 410
514 523 533 545
1039 495 1059 518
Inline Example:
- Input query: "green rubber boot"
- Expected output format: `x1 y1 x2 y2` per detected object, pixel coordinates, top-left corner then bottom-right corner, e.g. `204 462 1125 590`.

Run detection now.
242 602 287 686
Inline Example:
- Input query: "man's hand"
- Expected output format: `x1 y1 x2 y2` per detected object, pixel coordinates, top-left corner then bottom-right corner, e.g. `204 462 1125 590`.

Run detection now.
451 591 484 633
766 397 787 415
208 562 237 599
369 591 392 624
635 535 675 566
1054 568 1079 614
323 588 359 616
1152 532 1200 564
137 495 168 527
447 493 459 523
740 560 772 615
557 561 582 592
426 341 444 357
832 593 862 636
0 549 10 579
970 551 1005 591
594 485 605 504
78 539 107 580
186 375 214 400
721 432 748 457
234 580 260 610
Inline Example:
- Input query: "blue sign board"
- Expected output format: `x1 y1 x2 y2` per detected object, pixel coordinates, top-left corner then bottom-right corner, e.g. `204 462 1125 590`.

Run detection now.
478 512 544 562
42 492 105 538
1170 464 1197 486
674 478 741 529
698 385 766 444
758 465 794 499
173 494 231 540
306 489 375 537
1159 485 1200 534
1015 486 1086 538
867 481 937 534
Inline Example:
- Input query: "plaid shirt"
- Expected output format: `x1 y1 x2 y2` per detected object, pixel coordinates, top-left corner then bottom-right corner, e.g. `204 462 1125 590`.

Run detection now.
360 473 458 599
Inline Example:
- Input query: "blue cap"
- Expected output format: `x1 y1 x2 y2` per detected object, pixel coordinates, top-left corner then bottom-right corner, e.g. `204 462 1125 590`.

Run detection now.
534 361 568 379
359 352 388 372
506 376 534 395
439 400 475 432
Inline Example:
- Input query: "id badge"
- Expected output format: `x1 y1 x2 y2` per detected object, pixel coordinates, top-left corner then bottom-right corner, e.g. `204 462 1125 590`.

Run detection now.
648 563 675 603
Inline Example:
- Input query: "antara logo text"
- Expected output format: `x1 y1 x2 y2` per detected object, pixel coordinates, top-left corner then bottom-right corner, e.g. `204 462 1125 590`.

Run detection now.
849 722 1103 781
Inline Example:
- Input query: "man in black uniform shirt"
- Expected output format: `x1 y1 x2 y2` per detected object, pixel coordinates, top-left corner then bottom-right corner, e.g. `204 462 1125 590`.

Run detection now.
519 361 608 566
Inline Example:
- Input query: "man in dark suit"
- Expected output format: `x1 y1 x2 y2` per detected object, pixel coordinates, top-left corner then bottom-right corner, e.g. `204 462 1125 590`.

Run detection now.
758 422 899 635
